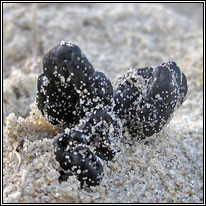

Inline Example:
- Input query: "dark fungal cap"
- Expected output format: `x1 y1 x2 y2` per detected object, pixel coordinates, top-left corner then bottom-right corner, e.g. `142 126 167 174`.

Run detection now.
53 131 104 187
42 43 91 97
113 61 188 137
36 41 113 128
43 41 94 82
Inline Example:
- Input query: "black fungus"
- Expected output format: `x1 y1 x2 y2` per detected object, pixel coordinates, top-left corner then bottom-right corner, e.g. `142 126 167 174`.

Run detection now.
53 132 104 187
113 61 188 137
37 42 120 187
36 41 113 128
53 108 121 187
36 41 188 187
77 108 120 161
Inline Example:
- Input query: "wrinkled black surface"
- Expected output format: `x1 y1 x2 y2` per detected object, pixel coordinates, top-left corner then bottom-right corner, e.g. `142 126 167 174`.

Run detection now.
37 42 116 187
53 132 103 187
114 61 188 137
36 43 113 128
36 42 188 187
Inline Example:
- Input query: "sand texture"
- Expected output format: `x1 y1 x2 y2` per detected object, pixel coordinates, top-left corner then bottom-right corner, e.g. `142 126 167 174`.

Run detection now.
3 3 203 203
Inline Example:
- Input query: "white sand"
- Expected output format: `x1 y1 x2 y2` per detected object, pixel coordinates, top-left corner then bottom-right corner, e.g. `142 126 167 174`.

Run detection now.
3 3 203 203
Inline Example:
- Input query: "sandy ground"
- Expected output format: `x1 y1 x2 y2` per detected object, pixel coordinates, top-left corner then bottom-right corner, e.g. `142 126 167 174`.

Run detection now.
3 3 203 203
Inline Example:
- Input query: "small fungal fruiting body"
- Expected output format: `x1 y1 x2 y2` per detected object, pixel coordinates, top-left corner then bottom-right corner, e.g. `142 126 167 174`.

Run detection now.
37 42 113 129
53 133 104 187
37 42 121 187
36 41 188 187
53 108 122 187
113 61 188 137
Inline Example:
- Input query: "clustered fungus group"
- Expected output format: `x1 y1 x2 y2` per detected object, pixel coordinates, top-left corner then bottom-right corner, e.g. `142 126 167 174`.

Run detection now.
36 41 188 187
